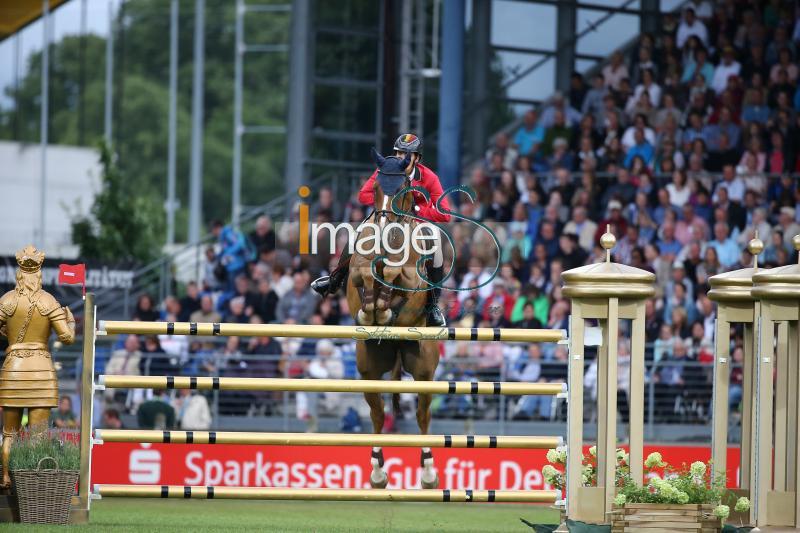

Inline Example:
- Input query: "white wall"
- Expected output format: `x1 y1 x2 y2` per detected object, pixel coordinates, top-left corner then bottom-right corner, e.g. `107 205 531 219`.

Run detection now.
0 141 98 258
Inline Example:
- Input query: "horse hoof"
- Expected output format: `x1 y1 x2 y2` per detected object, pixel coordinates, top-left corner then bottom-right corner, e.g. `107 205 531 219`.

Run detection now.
370 472 389 489
357 309 373 325
421 474 439 489
376 309 392 325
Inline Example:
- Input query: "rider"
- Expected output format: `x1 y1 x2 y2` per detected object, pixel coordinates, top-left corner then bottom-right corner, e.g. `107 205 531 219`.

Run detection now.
311 133 450 327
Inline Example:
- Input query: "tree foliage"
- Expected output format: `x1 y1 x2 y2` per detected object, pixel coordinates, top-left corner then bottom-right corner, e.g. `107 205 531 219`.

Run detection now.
70 141 163 263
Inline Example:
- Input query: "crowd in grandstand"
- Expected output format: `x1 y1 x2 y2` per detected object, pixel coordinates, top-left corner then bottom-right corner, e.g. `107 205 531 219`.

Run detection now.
101 1 800 430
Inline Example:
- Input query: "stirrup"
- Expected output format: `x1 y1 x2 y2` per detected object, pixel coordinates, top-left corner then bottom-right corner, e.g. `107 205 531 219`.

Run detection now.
426 306 446 327
311 276 331 296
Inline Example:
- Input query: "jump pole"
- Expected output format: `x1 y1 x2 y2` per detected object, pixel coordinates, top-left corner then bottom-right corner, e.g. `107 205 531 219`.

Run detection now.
94 429 562 449
98 375 567 396
94 485 559 503
98 320 566 343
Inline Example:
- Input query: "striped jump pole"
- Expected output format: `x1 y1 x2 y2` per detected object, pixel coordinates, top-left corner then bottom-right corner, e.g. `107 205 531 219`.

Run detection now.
94 485 559 503
99 320 566 343
98 375 567 396
94 429 562 449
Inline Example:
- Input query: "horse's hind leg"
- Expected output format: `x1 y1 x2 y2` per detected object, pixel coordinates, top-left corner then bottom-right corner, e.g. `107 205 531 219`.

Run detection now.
401 340 440 489
357 341 396 488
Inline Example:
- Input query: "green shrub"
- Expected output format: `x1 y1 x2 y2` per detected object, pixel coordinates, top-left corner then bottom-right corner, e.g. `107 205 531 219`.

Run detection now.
8 429 80 471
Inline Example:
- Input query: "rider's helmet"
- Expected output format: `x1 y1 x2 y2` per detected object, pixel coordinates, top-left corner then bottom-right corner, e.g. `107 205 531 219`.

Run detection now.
393 133 422 155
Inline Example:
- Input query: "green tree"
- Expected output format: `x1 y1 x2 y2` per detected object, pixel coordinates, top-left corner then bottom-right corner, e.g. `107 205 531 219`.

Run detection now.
70 142 163 263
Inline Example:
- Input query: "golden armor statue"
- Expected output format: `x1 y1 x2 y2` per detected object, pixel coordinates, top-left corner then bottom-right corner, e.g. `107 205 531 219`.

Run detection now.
0 245 75 488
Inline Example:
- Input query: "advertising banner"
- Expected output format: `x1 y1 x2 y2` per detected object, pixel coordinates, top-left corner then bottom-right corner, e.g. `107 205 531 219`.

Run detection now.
92 443 743 489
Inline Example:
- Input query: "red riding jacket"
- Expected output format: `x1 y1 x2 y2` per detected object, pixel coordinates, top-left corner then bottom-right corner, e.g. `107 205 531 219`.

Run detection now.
358 163 452 223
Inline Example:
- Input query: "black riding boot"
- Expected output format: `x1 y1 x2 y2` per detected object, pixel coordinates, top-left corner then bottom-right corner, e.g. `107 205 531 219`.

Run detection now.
425 265 446 327
311 251 351 296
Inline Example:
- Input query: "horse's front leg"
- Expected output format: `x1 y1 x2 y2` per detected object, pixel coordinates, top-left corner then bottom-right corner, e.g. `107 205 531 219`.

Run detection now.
358 341 395 488
375 265 401 325
417 392 439 489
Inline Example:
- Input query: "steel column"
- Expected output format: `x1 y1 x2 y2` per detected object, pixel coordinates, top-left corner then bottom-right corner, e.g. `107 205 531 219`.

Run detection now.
187 0 206 244
166 0 179 244
436 0 465 191
285 0 312 195
555 0 576 94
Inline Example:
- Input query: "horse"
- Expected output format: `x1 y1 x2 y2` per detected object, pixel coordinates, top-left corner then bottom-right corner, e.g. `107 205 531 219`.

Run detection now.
346 149 441 489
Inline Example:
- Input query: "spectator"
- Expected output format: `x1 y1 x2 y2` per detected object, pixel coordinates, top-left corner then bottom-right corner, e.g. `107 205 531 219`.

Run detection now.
704 107 740 151
51 396 78 429
224 296 250 324
741 88 770 124
190 295 222 324
539 92 581 128
541 111 573 156
582 73 607 122
247 278 279 324
301 339 345 424
139 335 179 376
174 389 212 430
137 392 176 430
102 408 124 429
709 222 740 268
563 206 598 252
485 132 518 170
513 301 543 329
510 345 551 420
711 46 742 95
769 48 798 85
681 46 714 88
311 187 341 221
178 282 201 322
513 109 545 157
106 335 142 378
676 6 708 48
777 207 800 249
250 215 277 255
624 128 654 168
133 294 159 322
276 271 318 324
212 221 252 290
602 51 630 91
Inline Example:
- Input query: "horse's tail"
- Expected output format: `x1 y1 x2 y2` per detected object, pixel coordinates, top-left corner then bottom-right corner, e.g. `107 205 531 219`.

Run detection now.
391 356 402 417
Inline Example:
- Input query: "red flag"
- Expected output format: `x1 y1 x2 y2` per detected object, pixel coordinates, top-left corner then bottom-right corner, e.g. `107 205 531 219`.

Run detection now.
59 264 86 296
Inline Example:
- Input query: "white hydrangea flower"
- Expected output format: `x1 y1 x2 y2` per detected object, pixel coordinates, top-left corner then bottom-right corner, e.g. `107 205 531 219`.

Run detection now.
556 445 568 464
644 452 666 468
542 464 558 484
734 497 750 513
616 448 629 464
613 494 626 506
546 449 559 464
690 461 706 478
676 491 689 504
713 504 730 520
588 445 597 457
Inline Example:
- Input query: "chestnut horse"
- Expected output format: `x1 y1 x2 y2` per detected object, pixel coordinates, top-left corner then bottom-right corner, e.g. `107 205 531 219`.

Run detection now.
347 150 441 489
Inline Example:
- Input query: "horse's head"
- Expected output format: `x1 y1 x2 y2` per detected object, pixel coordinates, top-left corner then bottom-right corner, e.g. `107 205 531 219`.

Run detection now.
371 148 413 220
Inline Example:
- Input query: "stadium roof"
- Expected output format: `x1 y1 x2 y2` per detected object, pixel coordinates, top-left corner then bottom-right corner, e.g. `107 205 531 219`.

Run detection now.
0 0 68 42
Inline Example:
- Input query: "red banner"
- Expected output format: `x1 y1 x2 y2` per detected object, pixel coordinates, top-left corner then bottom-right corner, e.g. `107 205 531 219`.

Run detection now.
91 443 744 489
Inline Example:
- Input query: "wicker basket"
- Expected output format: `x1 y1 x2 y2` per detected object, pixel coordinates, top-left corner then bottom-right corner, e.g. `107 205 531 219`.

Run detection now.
11 457 79 524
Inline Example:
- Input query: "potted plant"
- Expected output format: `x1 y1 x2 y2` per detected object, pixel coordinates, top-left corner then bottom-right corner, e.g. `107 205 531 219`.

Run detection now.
542 447 751 533
9 426 80 524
